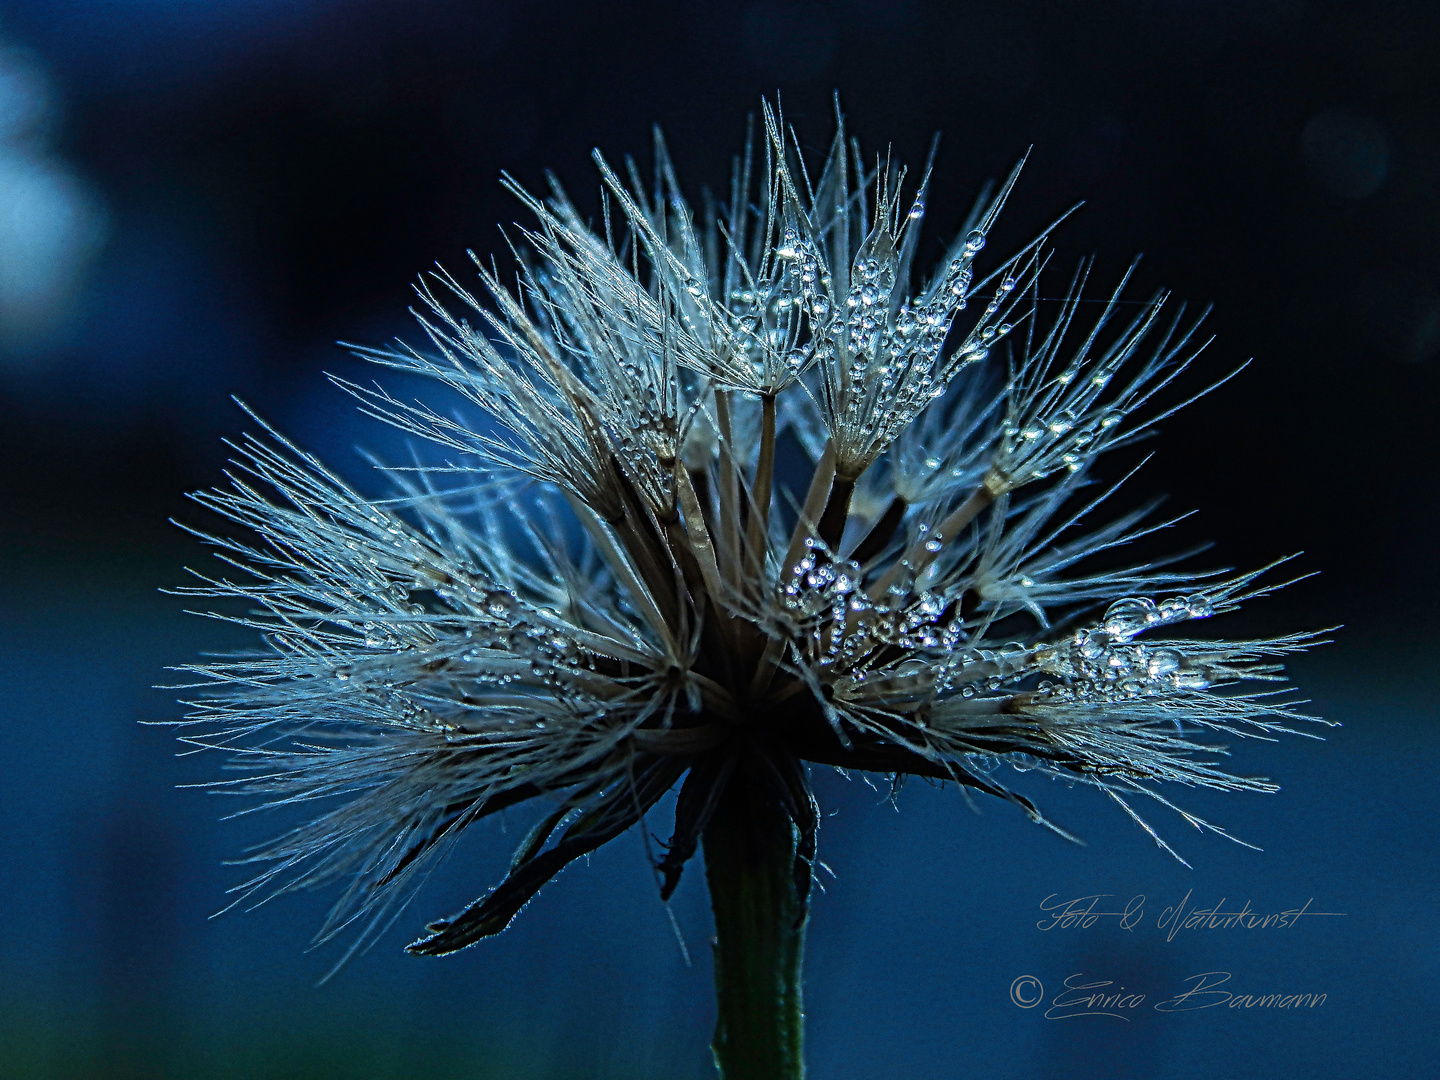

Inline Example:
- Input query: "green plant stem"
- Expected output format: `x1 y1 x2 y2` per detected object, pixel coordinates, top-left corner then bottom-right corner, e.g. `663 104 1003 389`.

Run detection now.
702 763 807 1080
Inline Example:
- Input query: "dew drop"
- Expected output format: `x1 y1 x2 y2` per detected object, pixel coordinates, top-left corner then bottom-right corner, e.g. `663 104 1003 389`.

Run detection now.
1102 597 1159 640
1147 649 1181 677
485 591 517 619
1185 596 1214 619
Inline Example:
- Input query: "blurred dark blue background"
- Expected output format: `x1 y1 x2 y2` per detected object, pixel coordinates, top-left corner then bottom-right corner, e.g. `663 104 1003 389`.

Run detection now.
1 1 1436 1077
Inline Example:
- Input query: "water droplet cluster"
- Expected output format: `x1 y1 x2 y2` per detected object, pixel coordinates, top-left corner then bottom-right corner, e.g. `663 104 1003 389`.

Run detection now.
781 539 966 678
815 218 1021 470
1036 594 1218 702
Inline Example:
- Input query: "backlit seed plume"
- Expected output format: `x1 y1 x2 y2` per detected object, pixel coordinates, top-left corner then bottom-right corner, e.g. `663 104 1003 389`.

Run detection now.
173 101 1328 968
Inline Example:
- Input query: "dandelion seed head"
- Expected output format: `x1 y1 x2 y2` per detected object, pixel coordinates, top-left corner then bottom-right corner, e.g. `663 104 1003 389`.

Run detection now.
173 101 1327 965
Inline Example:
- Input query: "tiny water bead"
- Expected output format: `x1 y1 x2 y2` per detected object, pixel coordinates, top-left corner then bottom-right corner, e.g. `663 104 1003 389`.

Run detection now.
1102 597 1160 638
1146 649 1181 677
